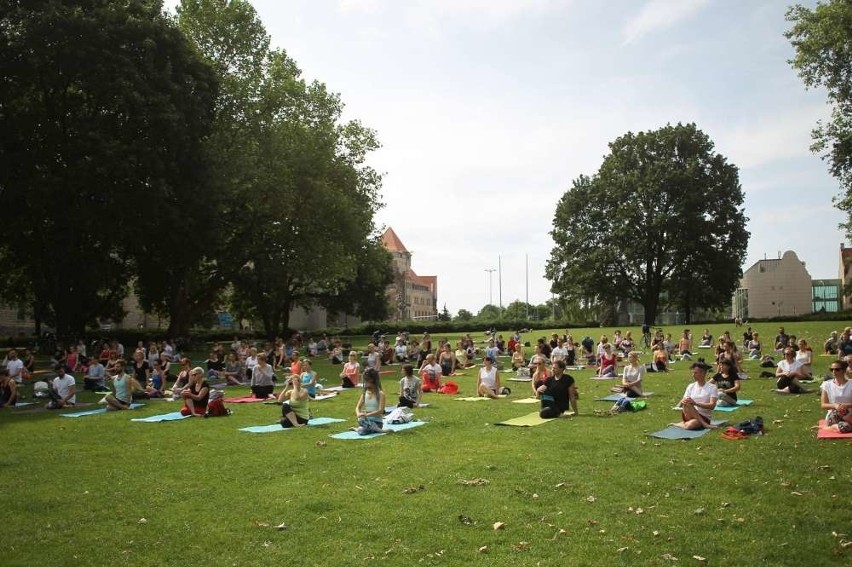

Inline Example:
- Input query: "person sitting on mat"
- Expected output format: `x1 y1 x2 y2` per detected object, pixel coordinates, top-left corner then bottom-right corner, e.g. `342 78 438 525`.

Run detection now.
611 351 644 398
647 343 669 372
45 364 76 409
250 352 275 399
477 356 508 398
398 364 422 408
339 351 360 388
670 361 718 430
179 367 209 416
279 373 310 428
530 357 551 398
819 360 852 433
711 358 741 407
597 344 618 377
355 368 385 435
536 360 577 418
104 360 141 410
0 368 18 408
774 348 811 394
299 358 318 399
419 353 442 393
438 343 456 376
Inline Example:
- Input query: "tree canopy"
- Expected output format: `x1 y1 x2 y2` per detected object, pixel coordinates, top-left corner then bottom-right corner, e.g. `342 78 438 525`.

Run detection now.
0 0 218 337
786 0 852 235
546 123 749 324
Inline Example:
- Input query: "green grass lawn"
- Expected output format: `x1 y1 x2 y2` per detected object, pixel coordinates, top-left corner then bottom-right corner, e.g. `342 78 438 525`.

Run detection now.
2 321 851 566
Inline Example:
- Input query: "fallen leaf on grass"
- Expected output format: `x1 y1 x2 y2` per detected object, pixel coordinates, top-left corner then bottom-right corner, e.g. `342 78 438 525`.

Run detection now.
315 441 326 447
791 491 803 496
493 522 506 530
138 518 147 524
255 521 269 528
402 485 425 494
586 495 597 503
275 522 287 530
832 531 848 538
662 553 678 561
617 547 629 553
458 515 475 525
458 478 489 486
693 555 706 562
512 541 530 551
693 508 705 515
652 531 660 537
478 546 488 553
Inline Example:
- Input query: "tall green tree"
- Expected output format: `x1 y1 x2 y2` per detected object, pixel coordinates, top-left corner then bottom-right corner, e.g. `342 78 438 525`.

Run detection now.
546 123 749 325
786 0 852 235
177 0 388 337
0 0 217 338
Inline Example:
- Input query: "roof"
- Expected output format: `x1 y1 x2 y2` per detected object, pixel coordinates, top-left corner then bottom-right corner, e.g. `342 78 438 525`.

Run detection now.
380 227 409 254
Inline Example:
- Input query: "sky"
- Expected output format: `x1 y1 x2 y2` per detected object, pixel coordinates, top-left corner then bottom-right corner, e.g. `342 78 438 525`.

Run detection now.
169 0 845 316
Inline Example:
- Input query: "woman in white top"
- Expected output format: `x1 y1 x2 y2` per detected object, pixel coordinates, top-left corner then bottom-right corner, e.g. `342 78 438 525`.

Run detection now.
612 351 644 398
670 361 718 430
795 339 813 378
820 360 852 433
477 356 505 398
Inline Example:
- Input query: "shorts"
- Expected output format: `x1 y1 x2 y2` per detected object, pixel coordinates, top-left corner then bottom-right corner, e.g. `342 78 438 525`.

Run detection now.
682 410 710 427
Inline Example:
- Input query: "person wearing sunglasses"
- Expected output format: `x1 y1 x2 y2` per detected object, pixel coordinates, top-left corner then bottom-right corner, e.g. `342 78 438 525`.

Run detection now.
820 360 852 433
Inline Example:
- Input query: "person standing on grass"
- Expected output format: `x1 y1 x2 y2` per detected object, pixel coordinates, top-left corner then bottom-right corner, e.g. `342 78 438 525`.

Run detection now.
671 361 718 430
250 353 275 399
0 368 18 408
104 360 141 411
180 367 209 416
339 351 360 388
477 356 507 398
46 365 76 409
820 360 852 433
536 360 577 418
355 368 385 435
398 364 422 408
279 373 310 428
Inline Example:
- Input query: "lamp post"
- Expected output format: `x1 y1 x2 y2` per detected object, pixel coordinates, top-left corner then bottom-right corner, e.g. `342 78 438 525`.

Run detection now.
485 268 496 306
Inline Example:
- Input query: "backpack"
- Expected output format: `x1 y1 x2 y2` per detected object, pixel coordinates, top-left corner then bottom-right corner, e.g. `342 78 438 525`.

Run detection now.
205 390 231 417
385 406 414 424
734 416 763 435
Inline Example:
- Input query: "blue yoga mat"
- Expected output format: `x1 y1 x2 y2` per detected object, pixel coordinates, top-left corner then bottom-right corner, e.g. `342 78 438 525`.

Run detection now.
239 417 345 433
648 419 727 440
131 411 190 422
329 420 426 440
61 403 144 418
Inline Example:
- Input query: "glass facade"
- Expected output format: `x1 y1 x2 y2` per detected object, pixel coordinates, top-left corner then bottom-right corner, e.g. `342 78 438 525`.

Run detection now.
812 279 841 313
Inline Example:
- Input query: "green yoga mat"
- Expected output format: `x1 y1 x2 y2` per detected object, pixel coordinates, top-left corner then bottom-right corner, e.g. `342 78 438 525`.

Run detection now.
511 397 540 404
495 411 553 427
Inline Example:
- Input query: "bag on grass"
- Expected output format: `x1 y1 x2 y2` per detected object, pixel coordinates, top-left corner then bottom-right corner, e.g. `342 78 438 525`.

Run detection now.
205 390 231 417
733 416 763 435
386 406 413 424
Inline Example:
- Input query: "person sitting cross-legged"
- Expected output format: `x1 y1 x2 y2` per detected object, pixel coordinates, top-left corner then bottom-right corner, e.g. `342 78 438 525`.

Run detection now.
670 361 718 430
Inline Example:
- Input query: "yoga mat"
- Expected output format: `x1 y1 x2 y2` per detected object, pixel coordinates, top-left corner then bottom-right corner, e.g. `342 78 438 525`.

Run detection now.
209 383 227 389
597 393 654 402
648 419 727 440
329 420 426 439
239 417 345 433
713 400 754 413
590 375 617 380
321 386 345 392
131 411 190 422
13 402 35 407
816 419 852 439
313 393 337 401
496 412 553 427
508 377 532 382
566 365 586 370
61 403 144 417
455 395 506 401
511 397 540 404
224 396 272 403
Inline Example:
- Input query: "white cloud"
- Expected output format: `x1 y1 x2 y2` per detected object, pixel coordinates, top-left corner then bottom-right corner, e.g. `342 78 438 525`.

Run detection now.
622 0 711 45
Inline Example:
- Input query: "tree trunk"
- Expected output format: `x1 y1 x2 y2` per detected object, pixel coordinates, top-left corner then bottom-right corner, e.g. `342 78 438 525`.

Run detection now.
167 284 193 337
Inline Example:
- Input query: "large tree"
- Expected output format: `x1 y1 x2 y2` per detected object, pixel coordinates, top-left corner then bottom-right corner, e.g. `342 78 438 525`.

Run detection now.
786 1 852 235
177 0 389 337
546 123 749 325
0 0 217 338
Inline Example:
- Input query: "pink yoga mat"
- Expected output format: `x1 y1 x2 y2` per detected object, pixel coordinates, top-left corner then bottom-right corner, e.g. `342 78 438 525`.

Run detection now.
817 419 852 439
224 396 272 403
